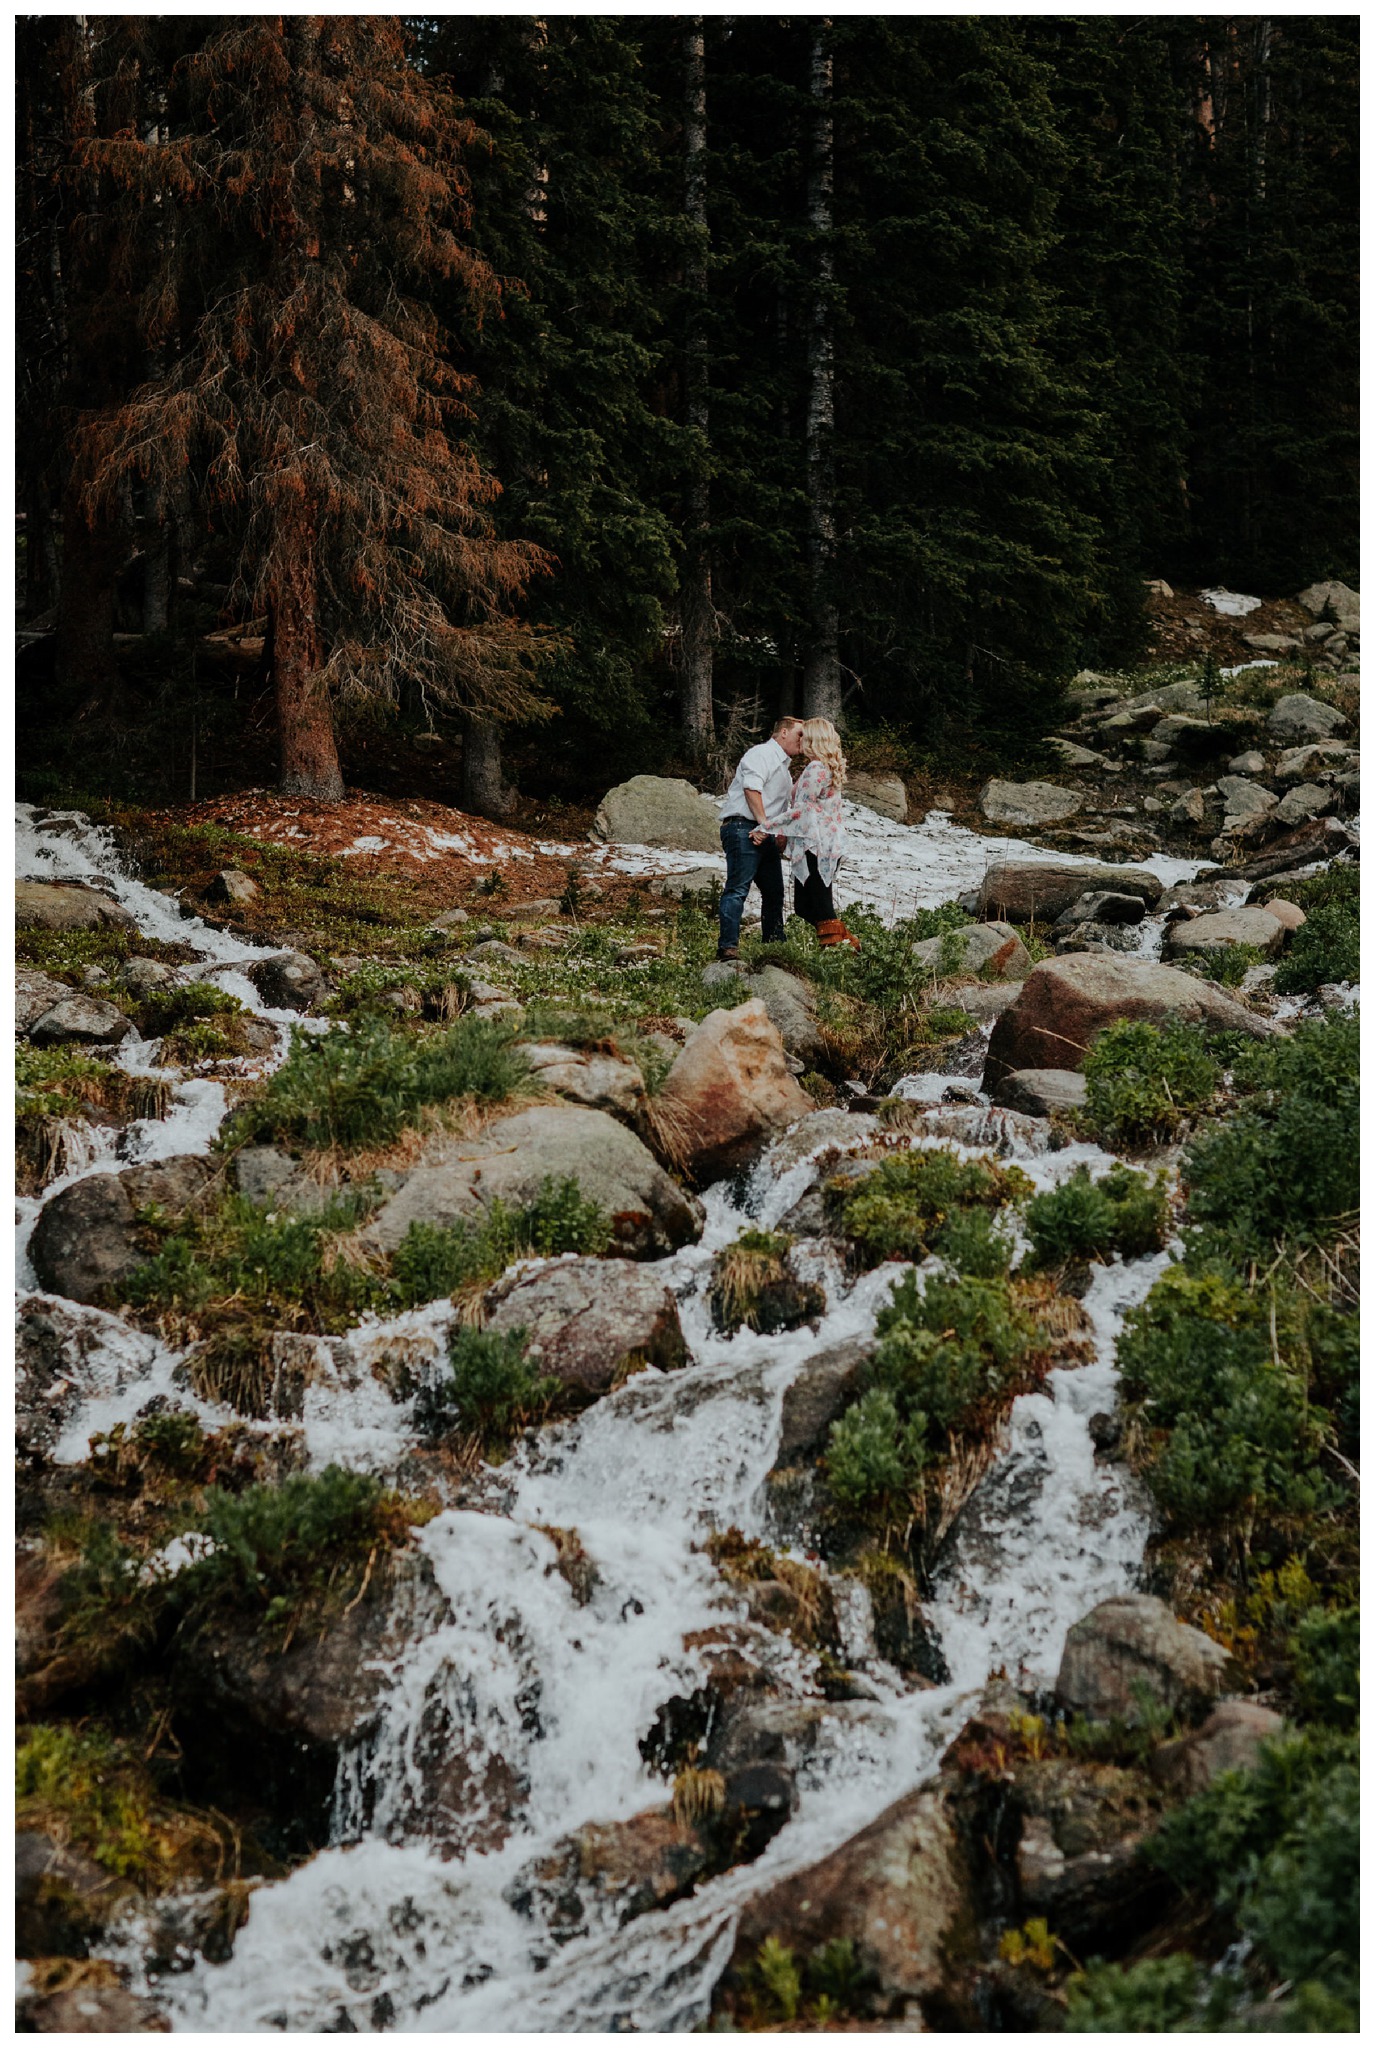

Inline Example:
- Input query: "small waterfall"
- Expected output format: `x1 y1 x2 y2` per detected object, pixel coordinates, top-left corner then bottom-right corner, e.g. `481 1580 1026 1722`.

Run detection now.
18 800 1246 2032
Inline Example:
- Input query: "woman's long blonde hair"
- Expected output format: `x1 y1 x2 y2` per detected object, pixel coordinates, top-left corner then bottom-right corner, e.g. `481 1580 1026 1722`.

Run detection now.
799 717 847 789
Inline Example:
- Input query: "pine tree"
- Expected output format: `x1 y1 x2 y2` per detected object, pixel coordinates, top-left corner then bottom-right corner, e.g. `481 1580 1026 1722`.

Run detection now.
76 16 548 799
422 16 682 796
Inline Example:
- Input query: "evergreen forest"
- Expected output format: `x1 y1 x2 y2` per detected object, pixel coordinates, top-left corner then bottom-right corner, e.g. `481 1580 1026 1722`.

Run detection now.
16 15 1358 810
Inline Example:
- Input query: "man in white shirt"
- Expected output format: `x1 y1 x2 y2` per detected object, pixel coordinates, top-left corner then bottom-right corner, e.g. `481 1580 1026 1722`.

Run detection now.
716 716 804 959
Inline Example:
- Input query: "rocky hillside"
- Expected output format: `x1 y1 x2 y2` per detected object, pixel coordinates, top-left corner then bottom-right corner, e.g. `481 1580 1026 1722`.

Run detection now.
13 631 1359 2033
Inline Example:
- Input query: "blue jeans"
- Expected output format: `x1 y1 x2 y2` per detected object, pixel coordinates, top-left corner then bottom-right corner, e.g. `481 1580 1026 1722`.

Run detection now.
718 816 786 949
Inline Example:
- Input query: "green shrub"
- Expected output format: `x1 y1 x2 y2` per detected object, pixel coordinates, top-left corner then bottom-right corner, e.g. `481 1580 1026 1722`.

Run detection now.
871 1268 1037 1434
1186 941 1265 987
840 1147 1030 1267
15 1723 223 1885
1273 903 1359 994
1289 1604 1359 1730
931 1204 1015 1278
826 1388 928 1518
1144 1732 1359 2024
1288 863 1358 915
1081 1018 1218 1145
124 1189 384 1330
1184 1013 1358 1256
414 1326 563 1449
141 981 244 1032
1024 1164 1169 1267
190 1465 412 1619
1116 1266 1335 1529
1065 1953 1204 2031
229 1012 530 1152
390 1177 611 1308
327 960 472 1019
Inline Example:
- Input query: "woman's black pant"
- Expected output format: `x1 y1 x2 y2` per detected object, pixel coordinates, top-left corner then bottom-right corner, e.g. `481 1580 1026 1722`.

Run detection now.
793 851 836 926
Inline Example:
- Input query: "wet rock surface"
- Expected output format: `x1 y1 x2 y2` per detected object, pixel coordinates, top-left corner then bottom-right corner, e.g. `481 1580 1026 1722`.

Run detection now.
656 998 817 1177
364 1105 704 1258
483 1258 687 1392
1056 1593 1242 1725
28 1158 217 1305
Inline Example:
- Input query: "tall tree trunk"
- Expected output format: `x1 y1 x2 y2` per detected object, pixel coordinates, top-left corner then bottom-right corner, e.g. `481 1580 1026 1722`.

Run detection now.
57 486 123 715
141 516 172 633
270 521 344 798
802 20 841 724
461 716 514 820
679 16 714 758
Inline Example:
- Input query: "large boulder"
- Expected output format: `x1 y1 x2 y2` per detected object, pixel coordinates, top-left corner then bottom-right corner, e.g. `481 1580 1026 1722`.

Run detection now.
1214 775 1276 829
1163 906 1286 960
1267 692 1349 741
483 1257 687 1393
983 954 1273 1093
969 861 1163 925
591 775 722 853
1274 741 1353 783
773 1338 870 1465
993 1068 1088 1117
656 999 817 1178
913 921 1031 981
16 880 136 931
846 773 908 822
27 991 133 1048
749 965 823 1063
1295 579 1359 632
722 1779 978 2024
1056 1593 1241 1726
28 1157 216 1305
245 950 325 1012
16 968 79 1034
523 1042 647 1124
364 1105 703 1259
979 779 1082 828
1271 781 1334 829
1149 1700 1286 1798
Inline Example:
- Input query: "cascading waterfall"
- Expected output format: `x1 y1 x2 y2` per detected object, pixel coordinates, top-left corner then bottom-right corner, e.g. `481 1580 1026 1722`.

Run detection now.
18 798 1228 2032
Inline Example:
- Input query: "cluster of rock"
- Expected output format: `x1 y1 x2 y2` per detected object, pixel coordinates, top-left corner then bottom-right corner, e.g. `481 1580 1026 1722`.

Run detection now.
982 653 1357 864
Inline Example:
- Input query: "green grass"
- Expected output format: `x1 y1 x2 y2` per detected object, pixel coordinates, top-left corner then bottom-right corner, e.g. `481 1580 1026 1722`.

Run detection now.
187 1465 417 1630
709 1229 827 1335
226 1012 532 1153
1273 902 1359 994
390 1177 613 1305
16 1723 230 1888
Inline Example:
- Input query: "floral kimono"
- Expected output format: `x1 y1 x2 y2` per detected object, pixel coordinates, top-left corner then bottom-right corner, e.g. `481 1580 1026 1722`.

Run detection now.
785 759 845 885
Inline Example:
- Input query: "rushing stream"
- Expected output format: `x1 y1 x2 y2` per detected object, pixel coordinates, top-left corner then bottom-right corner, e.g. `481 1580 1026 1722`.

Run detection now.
17 798 1225 2031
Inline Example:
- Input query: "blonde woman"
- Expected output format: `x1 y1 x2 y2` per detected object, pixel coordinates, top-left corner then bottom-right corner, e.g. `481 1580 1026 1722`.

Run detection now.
785 717 860 950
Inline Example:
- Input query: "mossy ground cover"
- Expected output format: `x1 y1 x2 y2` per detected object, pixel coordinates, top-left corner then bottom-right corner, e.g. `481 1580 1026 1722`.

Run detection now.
15 1045 172 1192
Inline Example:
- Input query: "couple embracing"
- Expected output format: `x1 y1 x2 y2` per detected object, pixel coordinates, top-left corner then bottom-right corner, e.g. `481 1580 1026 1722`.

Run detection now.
716 715 860 962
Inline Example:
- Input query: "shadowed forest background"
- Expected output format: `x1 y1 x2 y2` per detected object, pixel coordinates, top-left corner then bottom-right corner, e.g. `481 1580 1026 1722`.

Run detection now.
15 14 1358 817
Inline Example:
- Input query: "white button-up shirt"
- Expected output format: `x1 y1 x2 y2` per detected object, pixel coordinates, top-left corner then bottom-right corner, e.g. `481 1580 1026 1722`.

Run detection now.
719 738 794 830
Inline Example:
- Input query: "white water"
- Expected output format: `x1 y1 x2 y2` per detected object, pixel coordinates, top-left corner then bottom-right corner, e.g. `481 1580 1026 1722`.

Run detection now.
13 799 1251 2031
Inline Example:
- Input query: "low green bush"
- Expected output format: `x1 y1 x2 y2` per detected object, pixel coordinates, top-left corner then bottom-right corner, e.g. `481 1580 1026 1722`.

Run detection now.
1080 1018 1218 1145
1184 1012 1358 1257
826 1268 1037 1523
228 1012 531 1152
390 1177 612 1307
1024 1164 1169 1267
15 1723 226 1886
1289 1603 1359 1730
414 1326 563 1450
931 1204 1015 1278
140 981 244 1033
189 1464 414 1624
1116 1266 1337 1530
1273 903 1359 995
839 1147 1031 1267
124 1189 384 1330
1065 1953 1206 2032
1142 1731 1359 2027
326 960 472 1020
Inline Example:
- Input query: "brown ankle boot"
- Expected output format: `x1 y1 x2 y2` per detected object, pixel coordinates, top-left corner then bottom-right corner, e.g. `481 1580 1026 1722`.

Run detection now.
817 919 848 948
